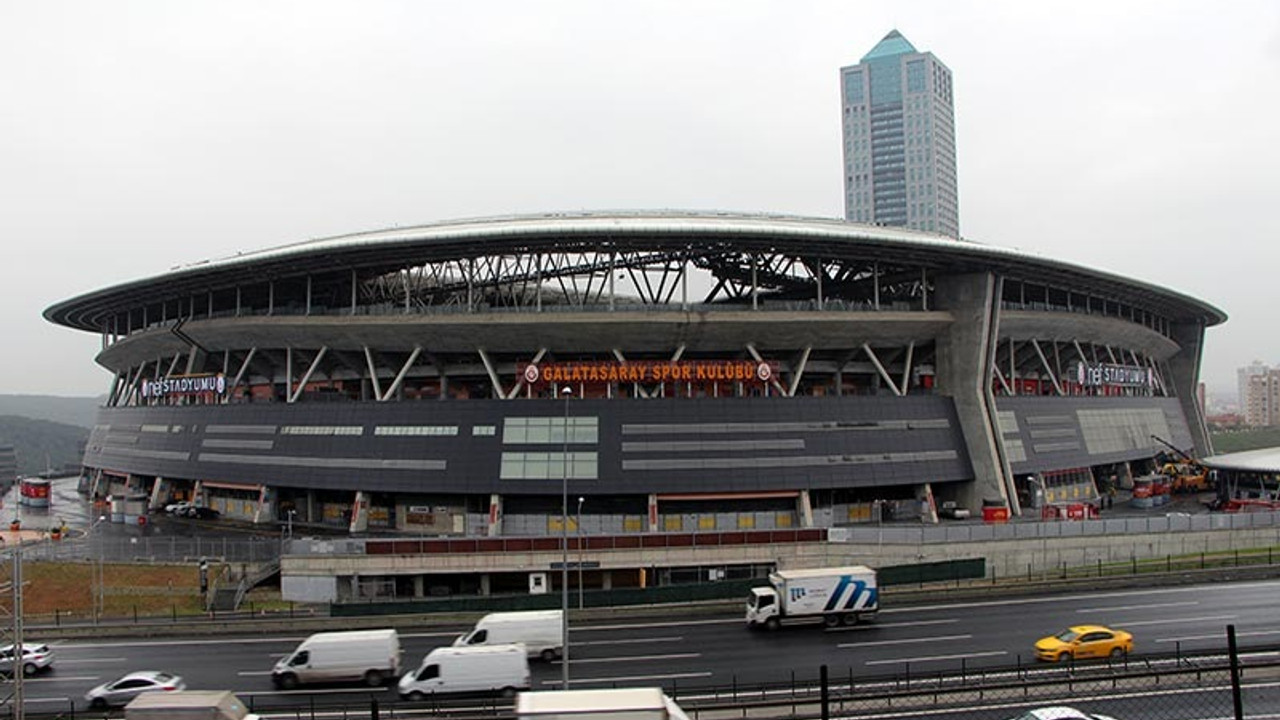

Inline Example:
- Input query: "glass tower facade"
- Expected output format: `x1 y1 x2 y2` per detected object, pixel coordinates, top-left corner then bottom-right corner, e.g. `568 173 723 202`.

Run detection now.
841 30 959 238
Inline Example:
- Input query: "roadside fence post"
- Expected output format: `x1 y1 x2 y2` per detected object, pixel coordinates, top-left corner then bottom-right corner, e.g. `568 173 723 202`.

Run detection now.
370 696 379 720
820 664 829 720
1228 625 1244 720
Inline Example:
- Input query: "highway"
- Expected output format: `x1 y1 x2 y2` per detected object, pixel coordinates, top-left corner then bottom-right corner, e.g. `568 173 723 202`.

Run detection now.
16 578 1280 716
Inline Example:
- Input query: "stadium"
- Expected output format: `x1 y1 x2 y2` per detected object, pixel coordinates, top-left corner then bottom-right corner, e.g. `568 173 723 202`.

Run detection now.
46 211 1224 600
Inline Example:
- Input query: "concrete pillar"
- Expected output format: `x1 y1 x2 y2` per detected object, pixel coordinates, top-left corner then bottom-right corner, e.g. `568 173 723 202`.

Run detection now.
602 571 613 590
797 490 813 528
148 477 170 510
349 491 369 534
933 272 1016 513
1167 320 1212 457
192 480 206 508
647 494 659 532
413 575 425 598
487 493 503 537
479 574 491 596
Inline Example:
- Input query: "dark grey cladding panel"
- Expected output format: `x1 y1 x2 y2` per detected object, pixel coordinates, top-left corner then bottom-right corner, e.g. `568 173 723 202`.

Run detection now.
83 395 972 495
995 396 1194 474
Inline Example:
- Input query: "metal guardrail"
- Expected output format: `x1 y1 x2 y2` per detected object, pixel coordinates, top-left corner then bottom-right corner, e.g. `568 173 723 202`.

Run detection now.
828 509 1280 545
19 536 281 564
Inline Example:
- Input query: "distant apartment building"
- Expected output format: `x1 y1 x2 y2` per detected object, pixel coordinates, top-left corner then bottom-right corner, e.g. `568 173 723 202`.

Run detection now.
840 30 959 237
1239 362 1280 427
0 444 15 487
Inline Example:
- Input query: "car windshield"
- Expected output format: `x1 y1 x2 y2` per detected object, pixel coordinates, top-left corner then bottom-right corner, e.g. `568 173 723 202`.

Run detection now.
1054 630 1081 642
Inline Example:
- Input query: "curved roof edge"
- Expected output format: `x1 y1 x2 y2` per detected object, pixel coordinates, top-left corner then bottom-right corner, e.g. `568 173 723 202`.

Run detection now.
1201 447 1280 474
44 210 1227 330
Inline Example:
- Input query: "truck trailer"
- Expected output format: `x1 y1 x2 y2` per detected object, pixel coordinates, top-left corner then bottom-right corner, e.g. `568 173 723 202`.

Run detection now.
517 687 690 720
746 566 878 630
125 690 259 720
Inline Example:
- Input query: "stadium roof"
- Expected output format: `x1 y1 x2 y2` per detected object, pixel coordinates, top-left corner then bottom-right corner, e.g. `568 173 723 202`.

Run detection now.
45 211 1227 332
1201 447 1280 474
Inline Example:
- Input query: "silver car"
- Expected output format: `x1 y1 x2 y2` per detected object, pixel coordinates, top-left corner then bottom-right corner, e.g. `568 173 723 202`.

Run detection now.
85 670 185 709
0 643 54 676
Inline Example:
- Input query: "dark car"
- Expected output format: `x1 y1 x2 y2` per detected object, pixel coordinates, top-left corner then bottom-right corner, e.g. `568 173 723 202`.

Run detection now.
186 506 220 520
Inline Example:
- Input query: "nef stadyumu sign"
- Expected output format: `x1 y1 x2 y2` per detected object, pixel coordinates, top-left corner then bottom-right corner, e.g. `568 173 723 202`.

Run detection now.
520 360 776 385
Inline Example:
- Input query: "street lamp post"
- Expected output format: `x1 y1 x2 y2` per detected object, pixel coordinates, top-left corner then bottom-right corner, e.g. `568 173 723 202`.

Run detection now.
559 385 572 690
88 515 107 623
576 496 585 610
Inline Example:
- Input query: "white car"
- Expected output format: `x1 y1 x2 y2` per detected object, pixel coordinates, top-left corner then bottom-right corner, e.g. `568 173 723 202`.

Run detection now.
0 643 54 676
1010 708 1120 720
164 501 195 515
85 670 185 709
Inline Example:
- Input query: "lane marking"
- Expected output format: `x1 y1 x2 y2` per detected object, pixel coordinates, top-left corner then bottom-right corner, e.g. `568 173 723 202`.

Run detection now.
19 697 72 704
238 670 274 676
577 636 682 646
839 634 972 649
562 652 700 665
1075 601 1199 613
1157 628 1280 643
827 619 958 633
865 650 1007 666
1116 615 1237 627
21 675 100 683
53 657 127 665
580 618 739 631
541 671 712 686
240 687 392 697
882 580 1280 615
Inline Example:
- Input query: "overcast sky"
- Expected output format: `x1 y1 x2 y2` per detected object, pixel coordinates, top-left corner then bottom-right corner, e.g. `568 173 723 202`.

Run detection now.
2 1 1277 401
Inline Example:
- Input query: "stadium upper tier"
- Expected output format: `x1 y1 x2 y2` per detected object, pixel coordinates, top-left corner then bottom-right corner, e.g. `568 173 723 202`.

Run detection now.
45 211 1224 334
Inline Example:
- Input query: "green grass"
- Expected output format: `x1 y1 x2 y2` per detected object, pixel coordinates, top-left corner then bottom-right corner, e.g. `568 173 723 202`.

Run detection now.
1210 428 1280 454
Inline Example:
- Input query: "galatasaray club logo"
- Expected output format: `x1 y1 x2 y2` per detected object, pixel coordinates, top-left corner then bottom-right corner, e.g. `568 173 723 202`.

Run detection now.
523 364 542 384
756 362 772 382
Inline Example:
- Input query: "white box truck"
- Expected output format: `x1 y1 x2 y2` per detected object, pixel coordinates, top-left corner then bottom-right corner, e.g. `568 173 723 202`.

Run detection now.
454 610 563 661
746 565 878 630
517 687 690 720
272 629 401 689
125 690 260 720
398 644 531 699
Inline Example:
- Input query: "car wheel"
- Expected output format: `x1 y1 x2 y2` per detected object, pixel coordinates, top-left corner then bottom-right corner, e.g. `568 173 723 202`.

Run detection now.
90 698 107 710
540 648 558 663
764 617 780 631
823 614 840 628
364 669 384 687
408 691 425 702
1110 647 1124 660
501 686 517 698
275 673 299 690
21 663 36 677
1057 651 1072 663
841 613 859 626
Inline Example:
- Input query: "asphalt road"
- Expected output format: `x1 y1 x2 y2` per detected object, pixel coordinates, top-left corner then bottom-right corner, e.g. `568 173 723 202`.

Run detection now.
16 578 1280 716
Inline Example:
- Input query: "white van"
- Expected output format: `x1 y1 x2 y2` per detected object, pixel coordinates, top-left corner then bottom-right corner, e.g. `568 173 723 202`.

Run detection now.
398 644 531 699
272 629 401 689
455 610 563 661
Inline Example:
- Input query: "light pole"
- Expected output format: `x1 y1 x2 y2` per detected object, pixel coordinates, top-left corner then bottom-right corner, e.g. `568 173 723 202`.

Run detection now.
559 385 572 690
88 515 107 623
576 496 585 610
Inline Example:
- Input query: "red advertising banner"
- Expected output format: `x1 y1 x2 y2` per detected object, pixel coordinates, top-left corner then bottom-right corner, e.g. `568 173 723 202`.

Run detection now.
520 360 776 385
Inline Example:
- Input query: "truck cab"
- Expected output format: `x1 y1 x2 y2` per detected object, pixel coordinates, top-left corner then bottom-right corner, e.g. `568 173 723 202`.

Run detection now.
746 587 780 629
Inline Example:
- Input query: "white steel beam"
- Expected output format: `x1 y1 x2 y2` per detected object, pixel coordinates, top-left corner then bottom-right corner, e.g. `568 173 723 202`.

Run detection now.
862 343 903 397
288 347 329 404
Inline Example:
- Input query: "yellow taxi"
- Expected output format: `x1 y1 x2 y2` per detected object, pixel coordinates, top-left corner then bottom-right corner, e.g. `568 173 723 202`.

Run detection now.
1035 625 1133 662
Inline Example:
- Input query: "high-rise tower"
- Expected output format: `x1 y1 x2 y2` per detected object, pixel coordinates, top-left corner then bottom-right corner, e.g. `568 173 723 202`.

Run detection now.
841 30 959 237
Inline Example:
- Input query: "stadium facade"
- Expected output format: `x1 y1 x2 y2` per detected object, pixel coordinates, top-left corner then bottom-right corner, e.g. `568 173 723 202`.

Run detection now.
46 212 1223 598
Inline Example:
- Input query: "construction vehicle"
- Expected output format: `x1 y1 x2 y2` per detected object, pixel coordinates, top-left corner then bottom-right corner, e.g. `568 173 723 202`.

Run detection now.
1150 435 1212 493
